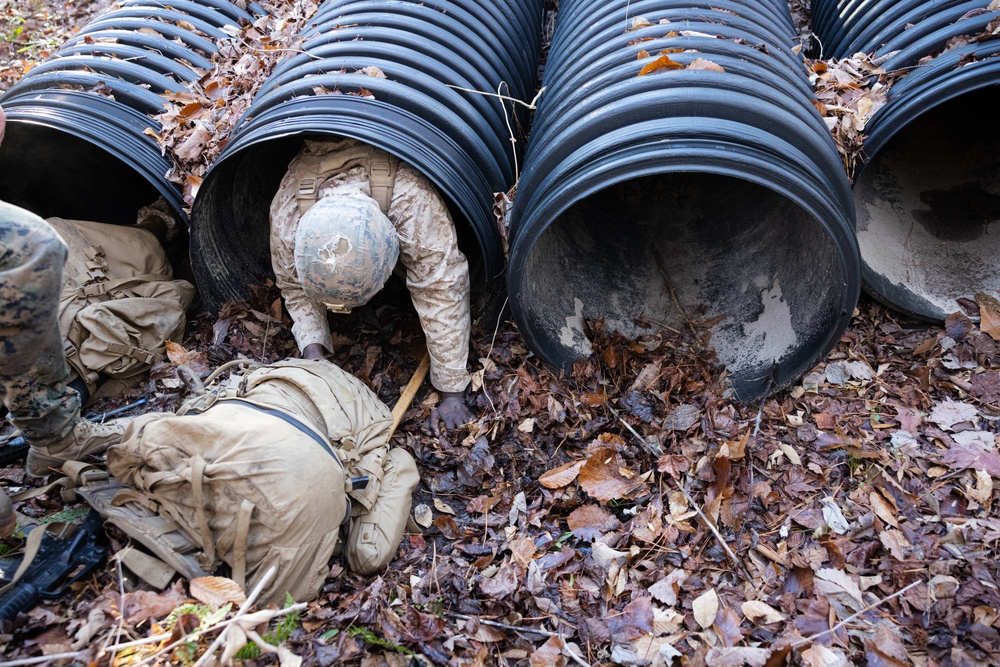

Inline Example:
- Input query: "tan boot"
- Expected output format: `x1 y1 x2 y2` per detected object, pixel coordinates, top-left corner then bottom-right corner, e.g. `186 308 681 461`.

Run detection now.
0 488 15 538
26 417 133 477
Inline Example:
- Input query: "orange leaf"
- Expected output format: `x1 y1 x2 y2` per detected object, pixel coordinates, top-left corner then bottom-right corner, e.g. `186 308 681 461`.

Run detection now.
638 55 684 76
538 460 584 489
637 49 650 59
812 61 828 73
578 448 649 501
178 102 204 119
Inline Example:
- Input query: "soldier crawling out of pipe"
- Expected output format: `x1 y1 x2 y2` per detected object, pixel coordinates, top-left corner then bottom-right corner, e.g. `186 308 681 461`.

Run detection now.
0 106 420 604
268 136 477 434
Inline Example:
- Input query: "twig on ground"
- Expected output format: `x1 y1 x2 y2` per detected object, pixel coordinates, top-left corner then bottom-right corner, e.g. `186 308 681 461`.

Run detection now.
0 600 307 667
790 580 922 648
107 551 127 664
607 404 663 457
673 481 755 585
735 364 776 553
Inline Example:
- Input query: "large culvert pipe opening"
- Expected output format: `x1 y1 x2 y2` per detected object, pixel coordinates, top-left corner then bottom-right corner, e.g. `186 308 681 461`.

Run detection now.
192 132 490 313
0 122 163 225
517 172 849 399
855 85 1000 320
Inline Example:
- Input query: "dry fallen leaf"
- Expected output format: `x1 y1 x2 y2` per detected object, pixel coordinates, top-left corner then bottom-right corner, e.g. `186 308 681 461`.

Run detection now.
567 504 618 540
638 54 685 75
413 503 433 528
705 646 771 667
538 460 584 489
189 576 247 608
976 292 1000 341
801 644 849 667
433 498 456 515
578 448 649 500
692 588 719 629
687 58 725 72
741 600 785 624
648 569 688 606
929 399 979 431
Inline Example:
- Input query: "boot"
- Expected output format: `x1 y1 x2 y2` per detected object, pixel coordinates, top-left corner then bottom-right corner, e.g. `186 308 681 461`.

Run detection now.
0 488 15 538
25 417 133 477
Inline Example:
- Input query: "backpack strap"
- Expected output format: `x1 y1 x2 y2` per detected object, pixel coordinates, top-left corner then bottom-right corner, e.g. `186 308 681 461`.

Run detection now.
294 144 399 217
368 149 398 214
231 499 255 591
75 273 170 299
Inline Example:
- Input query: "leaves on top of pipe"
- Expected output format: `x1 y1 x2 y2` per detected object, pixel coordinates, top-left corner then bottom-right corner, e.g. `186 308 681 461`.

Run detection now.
637 49 725 75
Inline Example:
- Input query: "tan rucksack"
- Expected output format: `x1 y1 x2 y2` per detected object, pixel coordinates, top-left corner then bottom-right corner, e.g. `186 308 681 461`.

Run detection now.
47 217 196 402
82 359 419 605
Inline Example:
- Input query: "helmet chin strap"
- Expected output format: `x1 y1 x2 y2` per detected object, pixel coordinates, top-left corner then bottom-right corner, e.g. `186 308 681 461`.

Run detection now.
324 302 352 314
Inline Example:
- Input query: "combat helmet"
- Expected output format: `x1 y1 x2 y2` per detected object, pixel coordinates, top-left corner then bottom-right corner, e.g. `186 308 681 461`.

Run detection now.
294 194 400 313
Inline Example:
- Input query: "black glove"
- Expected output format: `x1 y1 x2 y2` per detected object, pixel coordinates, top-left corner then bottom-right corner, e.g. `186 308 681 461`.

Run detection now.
431 392 475 435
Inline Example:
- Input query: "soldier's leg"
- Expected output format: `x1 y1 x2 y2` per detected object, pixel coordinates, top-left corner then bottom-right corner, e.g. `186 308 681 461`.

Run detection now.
0 204 129 477
0 205 79 445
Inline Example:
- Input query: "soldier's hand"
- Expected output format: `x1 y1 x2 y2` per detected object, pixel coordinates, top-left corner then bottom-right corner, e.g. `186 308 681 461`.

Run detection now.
302 344 330 360
431 392 474 435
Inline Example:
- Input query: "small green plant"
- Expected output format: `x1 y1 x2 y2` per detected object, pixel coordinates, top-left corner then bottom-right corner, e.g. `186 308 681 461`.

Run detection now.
40 507 90 524
235 593 300 660
347 624 416 656
320 628 340 641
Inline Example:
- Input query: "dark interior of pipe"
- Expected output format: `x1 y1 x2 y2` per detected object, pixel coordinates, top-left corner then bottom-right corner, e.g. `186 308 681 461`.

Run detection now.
520 172 845 397
193 133 487 315
0 123 162 226
0 122 194 283
855 85 1000 320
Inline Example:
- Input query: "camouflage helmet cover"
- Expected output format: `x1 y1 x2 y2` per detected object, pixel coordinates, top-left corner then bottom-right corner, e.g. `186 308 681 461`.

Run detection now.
294 194 400 311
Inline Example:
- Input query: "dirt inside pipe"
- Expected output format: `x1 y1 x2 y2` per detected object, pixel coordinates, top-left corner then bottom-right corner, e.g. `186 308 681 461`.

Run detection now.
855 85 1000 320
520 172 848 398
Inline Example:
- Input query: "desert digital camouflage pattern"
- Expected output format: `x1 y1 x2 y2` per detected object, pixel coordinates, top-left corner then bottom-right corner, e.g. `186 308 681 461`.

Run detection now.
0 202 79 444
270 138 472 394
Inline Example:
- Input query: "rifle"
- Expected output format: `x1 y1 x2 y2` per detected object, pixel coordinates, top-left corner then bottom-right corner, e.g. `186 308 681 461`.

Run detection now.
0 398 147 467
0 510 106 621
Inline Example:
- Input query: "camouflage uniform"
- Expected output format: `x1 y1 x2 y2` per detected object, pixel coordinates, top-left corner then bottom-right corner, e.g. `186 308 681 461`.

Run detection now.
0 201 79 445
270 138 473 394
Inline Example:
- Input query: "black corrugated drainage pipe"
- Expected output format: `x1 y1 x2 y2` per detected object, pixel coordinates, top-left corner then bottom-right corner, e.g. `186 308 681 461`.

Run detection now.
0 0 262 225
811 0 1000 320
509 0 862 401
190 0 544 313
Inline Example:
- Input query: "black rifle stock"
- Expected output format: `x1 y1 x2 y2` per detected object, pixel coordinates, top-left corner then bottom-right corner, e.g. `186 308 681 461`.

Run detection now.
0 511 106 621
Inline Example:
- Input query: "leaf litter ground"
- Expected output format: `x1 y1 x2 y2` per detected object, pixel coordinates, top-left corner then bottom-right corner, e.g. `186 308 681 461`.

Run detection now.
3 280 1000 667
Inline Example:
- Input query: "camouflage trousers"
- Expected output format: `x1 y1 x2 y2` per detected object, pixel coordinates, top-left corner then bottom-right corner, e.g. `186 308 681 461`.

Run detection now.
0 201 80 445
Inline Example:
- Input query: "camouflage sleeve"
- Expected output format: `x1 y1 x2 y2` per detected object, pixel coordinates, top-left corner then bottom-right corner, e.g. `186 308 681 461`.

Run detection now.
389 164 472 394
269 159 334 353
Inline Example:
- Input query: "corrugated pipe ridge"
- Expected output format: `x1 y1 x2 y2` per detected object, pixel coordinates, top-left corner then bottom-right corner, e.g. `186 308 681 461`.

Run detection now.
0 0 262 225
509 0 862 401
190 0 544 313
812 0 1000 320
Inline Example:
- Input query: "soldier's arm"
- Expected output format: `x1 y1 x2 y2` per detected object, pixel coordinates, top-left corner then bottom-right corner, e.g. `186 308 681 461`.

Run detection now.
269 172 334 356
389 165 472 396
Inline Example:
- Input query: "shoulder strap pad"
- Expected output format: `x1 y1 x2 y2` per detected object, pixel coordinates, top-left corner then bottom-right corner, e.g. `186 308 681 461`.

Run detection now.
295 145 400 217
